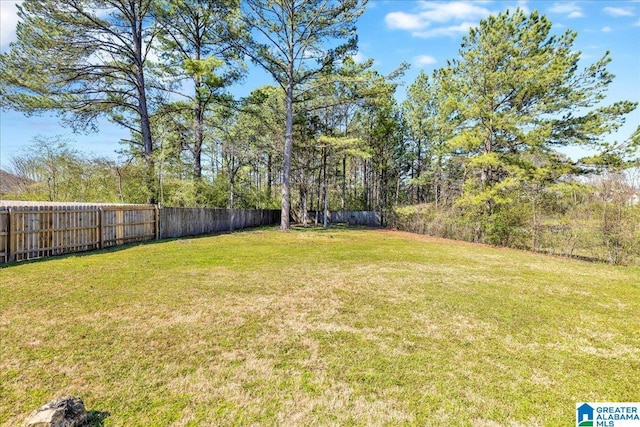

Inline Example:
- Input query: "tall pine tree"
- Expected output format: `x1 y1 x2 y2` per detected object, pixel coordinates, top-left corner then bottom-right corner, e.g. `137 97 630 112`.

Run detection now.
0 0 161 202
441 9 637 221
232 0 367 229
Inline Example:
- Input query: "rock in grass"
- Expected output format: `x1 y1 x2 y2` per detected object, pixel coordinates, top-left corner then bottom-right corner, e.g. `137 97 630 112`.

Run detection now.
24 396 88 427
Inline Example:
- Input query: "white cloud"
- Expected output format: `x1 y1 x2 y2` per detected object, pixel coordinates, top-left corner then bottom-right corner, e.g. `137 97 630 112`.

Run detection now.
385 11 428 31
385 1 492 38
601 26 613 32
603 6 635 17
414 54 437 66
549 2 584 18
0 1 22 51
417 1 492 23
414 22 476 39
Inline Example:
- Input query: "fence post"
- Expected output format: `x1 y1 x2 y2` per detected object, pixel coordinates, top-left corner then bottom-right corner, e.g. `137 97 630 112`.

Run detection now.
115 208 123 245
7 207 14 263
155 205 160 240
98 207 104 249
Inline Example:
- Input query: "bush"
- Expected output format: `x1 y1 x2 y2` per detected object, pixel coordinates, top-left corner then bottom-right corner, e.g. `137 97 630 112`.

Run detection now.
390 194 640 265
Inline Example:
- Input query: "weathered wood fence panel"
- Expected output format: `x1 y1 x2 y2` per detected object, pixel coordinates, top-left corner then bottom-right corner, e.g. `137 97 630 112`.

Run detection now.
0 203 156 263
8 205 101 261
0 202 281 264
102 205 157 247
0 209 9 263
158 207 280 239
0 203 379 264
313 210 382 227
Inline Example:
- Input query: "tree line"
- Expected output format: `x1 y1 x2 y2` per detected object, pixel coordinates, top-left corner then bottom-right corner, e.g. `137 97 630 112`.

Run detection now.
2 2 638 244
394 9 639 264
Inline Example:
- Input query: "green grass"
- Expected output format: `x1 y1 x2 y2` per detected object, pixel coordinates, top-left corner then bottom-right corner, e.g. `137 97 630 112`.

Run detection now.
1 227 639 426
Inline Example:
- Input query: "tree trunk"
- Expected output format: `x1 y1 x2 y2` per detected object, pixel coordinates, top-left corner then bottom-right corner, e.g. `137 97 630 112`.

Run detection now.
341 155 346 212
482 125 494 215
132 11 155 204
315 162 322 225
301 185 308 226
193 40 204 180
416 139 422 203
230 158 236 210
116 167 125 203
267 153 273 199
323 148 329 228
230 175 235 231
193 98 204 179
281 76 294 230
364 159 369 210
435 153 442 209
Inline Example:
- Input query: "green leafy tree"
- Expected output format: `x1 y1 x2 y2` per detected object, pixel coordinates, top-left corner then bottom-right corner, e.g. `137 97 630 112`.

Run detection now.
581 123 640 172
0 0 160 202
441 9 637 238
402 69 457 206
231 86 286 207
309 58 401 214
10 137 84 202
350 69 406 211
233 0 367 229
10 136 148 203
154 0 244 179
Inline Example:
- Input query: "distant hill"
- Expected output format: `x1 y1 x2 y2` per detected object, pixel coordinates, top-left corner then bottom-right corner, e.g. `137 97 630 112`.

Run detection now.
0 169 35 196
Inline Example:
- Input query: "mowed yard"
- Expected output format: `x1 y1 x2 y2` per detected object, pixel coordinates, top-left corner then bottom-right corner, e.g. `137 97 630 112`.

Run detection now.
1 228 639 426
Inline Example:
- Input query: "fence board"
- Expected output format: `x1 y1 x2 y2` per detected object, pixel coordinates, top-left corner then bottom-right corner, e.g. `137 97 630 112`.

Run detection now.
6 205 103 261
0 202 155 263
0 202 281 264
0 210 9 263
312 210 382 227
0 204 387 264
158 207 280 239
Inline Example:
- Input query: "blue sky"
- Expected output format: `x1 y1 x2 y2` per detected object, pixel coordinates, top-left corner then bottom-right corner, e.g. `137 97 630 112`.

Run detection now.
1 0 639 169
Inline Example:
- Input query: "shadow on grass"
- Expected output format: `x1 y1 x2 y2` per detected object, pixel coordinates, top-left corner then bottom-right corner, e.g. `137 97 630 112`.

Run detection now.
291 223 367 232
0 225 282 269
0 224 384 269
84 410 111 426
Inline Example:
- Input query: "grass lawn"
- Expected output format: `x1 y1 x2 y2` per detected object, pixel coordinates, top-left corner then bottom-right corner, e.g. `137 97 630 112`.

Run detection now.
1 227 639 426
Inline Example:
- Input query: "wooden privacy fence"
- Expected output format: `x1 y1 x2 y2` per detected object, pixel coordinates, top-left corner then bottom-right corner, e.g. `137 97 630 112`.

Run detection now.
0 202 280 264
313 210 383 227
0 203 157 263
159 207 281 239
